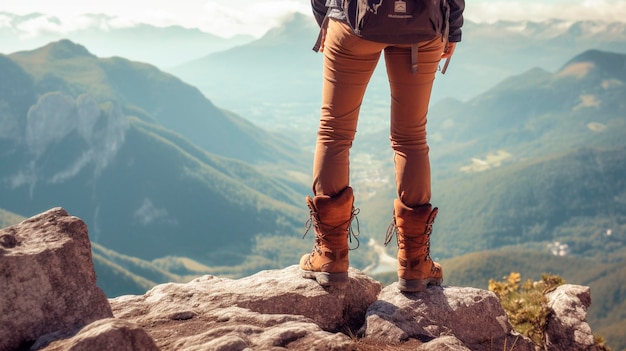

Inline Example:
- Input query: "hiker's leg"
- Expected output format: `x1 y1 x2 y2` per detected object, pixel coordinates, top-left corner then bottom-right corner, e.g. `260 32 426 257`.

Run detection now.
384 38 445 207
312 19 385 197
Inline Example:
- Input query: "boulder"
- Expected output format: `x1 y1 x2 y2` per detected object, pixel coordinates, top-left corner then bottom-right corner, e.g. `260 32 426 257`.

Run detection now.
358 284 537 351
0 208 113 351
416 335 472 351
544 284 598 351
32 319 158 351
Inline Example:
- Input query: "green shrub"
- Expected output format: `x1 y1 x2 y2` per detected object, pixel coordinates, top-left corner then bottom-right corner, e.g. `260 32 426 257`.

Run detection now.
489 272 562 345
489 272 612 350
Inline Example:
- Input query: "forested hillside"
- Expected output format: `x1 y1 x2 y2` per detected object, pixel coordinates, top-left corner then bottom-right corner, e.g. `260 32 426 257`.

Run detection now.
0 40 309 267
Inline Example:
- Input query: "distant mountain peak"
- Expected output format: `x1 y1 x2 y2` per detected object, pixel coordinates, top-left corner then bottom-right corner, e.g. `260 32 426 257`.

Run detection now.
257 12 317 44
465 19 626 40
39 39 95 60
559 49 626 79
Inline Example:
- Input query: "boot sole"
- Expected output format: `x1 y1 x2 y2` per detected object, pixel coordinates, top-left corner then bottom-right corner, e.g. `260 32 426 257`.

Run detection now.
300 270 349 287
398 277 442 292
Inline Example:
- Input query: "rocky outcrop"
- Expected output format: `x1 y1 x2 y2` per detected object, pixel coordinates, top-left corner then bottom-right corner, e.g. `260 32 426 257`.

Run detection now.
31 319 159 351
0 208 113 351
545 284 597 351
359 285 536 351
108 266 381 351
0 208 600 351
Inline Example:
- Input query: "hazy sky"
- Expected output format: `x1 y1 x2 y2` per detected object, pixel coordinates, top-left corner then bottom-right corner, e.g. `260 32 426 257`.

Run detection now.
2 0 626 38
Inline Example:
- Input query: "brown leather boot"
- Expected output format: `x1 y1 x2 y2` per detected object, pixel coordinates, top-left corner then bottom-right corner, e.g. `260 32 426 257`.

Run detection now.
299 187 358 287
385 199 443 292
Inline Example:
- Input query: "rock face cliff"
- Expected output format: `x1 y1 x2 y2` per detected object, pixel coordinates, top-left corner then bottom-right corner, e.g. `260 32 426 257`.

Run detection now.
0 208 599 351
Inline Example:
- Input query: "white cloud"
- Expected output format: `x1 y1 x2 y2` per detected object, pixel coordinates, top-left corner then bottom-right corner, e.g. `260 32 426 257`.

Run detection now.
2 0 625 38
134 198 168 225
2 0 310 37
9 168 35 190
14 16 65 38
467 0 626 23
0 14 11 28
49 151 93 184
133 198 178 226
198 0 310 37
11 14 125 38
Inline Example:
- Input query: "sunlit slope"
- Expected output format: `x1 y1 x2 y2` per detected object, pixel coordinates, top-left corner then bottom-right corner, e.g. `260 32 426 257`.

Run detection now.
0 40 309 267
8 39 309 167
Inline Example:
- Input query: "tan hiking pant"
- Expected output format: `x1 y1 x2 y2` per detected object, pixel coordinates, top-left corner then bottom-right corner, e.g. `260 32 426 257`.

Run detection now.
312 19 445 207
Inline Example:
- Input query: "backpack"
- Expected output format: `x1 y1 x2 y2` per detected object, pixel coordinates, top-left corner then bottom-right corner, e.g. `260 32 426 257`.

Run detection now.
342 0 450 44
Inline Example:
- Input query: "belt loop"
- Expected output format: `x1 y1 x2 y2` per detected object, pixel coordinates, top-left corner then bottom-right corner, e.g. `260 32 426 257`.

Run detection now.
411 44 419 74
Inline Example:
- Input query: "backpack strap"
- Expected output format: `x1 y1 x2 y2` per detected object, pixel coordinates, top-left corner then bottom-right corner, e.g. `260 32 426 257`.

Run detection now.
411 44 418 74
312 7 333 52
441 56 450 74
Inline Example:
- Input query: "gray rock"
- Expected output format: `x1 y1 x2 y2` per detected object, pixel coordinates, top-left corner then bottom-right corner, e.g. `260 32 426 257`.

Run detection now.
358 284 537 351
416 335 472 351
545 284 598 351
109 265 382 350
33 318 158 351
0 208 113 351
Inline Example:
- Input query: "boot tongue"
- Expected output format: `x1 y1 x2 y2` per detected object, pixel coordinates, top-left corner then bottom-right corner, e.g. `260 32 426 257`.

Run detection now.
395 202 434 236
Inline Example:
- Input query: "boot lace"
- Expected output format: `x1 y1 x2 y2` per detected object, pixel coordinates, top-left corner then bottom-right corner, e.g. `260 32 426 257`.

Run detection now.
384 209 437 260
303 207 361 251
384 218 398 247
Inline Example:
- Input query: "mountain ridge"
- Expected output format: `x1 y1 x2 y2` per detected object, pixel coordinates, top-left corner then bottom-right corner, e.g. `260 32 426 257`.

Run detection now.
0 12 255 68
1 39 310 267
562 49 626 79
8 39 309 166
428 49 626 166
168 16 626 137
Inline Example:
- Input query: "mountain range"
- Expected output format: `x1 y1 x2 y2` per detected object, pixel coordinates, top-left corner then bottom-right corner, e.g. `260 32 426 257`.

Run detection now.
1 16 626 349
169 14 626 135
2 17 625 290
0 40 310 268
5 11 625 136
0 12 254 68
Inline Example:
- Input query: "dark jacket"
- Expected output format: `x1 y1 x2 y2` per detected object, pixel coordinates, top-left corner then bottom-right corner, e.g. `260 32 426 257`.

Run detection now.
311 0 464 42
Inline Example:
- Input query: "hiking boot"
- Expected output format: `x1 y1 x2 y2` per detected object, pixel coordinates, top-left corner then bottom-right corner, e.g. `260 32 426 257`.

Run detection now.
385 200 442 292
300 187 359 287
